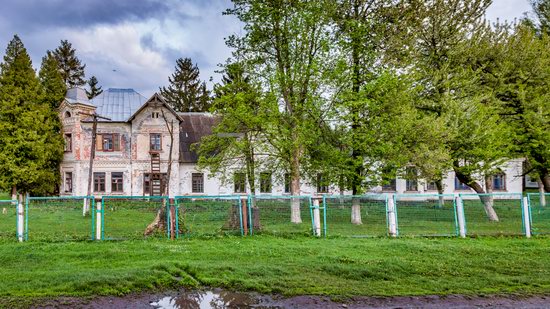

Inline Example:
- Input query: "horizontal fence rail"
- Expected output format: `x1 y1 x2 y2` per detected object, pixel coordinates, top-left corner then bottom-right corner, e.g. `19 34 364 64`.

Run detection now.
101 196 169 240
248 195 314 236
174 195 245 238
7 193 541 242
25 196 94 241
0 200 18 241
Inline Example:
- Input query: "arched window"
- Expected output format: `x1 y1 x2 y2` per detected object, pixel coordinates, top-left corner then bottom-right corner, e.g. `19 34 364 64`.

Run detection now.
64 111 72 118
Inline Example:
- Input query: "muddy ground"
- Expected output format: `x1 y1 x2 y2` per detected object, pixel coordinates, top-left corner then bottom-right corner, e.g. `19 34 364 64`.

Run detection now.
25 289 550 309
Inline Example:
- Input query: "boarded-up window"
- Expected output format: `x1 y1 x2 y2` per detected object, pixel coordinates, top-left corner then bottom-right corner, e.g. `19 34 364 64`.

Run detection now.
191 173 204 193
93 172 106 192
111 172 124 192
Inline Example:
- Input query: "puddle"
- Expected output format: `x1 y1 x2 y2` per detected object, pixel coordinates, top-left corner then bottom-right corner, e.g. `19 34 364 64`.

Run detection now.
150 289 280 309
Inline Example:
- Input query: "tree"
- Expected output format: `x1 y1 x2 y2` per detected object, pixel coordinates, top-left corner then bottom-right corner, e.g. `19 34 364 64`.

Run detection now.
0 35 64 200
404 0 512 221
529 0 550 35
52 40 86 88
160 58 211 112
38 51 66 109
86 76 103 99
226 0 335 223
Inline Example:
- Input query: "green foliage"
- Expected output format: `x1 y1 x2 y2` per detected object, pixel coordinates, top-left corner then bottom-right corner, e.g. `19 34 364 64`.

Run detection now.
529 0 550 35
86 75 103 99
52 40 86 88
160 57 211 112
39 51 66 109
0 35 64 195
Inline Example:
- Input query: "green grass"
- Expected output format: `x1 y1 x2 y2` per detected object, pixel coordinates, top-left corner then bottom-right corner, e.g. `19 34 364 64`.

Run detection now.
1 236 550 305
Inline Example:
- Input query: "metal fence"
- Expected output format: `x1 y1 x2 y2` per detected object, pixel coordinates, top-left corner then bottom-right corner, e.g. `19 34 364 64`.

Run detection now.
0 200 18 241
394 194 458 237
101 196 169 240
248 196 314 236
527 193 550 235
323 195 387 237
175 196 245 238
460 193 524 236
25 196 94 241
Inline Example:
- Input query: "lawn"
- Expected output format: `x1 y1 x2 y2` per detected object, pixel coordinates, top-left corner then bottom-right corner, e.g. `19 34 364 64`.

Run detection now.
0 236 550 307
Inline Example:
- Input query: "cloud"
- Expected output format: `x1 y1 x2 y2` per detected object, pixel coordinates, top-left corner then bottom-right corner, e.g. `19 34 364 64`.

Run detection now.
486 0 532 23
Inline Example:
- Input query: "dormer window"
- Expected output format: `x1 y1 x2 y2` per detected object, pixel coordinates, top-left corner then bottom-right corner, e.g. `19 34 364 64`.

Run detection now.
64 111 72 118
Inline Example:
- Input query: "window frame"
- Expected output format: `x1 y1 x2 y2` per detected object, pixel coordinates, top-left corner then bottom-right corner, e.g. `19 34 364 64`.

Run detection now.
191 173 204 193
234 172 246 193
260 172 272 193
111 172 124 193
284 173 291 193
405 167 418 192
93 172 106 193
492 173 506 191
150 133 162 151
64 133 72 152
64 172 73 193
454 177 470 191
316 173 328 194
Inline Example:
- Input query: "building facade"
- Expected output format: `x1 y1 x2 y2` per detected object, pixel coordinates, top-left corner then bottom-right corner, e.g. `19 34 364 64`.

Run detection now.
59 88 524 198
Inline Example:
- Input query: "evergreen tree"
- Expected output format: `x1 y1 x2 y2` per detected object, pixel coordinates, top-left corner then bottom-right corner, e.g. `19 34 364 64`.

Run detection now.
86 75 103 99
0 35 64 197
530 0 550 35
52 40 86 88
39 51 66 109
160 57 211 112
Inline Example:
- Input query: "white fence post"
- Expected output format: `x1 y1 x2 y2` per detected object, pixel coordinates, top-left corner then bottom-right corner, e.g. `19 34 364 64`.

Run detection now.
312 198 321 237
387 194 398 237
17 201 24 242
95 198 102 240
523 196 532 238
455 194 466 238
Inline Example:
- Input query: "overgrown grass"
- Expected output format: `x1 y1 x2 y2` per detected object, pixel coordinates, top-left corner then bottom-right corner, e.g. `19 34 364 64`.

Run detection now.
1 236 550 306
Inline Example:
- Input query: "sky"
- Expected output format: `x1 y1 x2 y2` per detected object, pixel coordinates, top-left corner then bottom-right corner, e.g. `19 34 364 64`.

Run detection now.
0 0 534 98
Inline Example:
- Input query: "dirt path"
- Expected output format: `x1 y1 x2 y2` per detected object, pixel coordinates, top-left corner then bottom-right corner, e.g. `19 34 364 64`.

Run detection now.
29 290 550 309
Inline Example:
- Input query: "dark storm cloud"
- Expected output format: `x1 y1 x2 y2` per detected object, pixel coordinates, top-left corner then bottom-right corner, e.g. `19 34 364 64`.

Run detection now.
0 0 171 32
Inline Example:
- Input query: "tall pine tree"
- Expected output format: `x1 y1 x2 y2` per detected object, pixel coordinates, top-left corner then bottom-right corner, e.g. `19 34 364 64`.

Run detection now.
52 40 86 88
0 35 64 197
160 57 211 112
86 75 103 99
39 51 66 109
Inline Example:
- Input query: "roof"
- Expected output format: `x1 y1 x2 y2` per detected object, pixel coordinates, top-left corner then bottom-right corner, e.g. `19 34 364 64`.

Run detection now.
179 113 219 163
127 93 183 123
65 87 93 106
90 88 147 121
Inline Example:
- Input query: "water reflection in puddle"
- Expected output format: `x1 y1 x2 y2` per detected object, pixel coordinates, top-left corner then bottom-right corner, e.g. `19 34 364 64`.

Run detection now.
150 289 281 309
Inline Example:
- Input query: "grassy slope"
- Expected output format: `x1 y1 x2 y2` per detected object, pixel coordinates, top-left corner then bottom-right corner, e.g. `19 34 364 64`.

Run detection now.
0 236 550 302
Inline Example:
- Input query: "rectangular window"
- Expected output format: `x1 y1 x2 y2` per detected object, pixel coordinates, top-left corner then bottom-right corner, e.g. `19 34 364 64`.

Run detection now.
64 133 72 152
152 111 160 119
492 173 506 190
405 167 418 191
284 173 291 193
143 173 167 195
96 133 120 151
93 172 106 192
192 173 204 193
426 181 438 191
382 178 396 191
260 172 272 193
111 172 124 192
150 133 162 151
234 173 246 193
317 174 328 193
454 177 470 191
65 172 72 193
143 173 151 195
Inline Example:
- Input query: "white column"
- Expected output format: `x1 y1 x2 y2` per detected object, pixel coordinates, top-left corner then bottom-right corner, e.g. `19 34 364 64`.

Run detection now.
387 194 398 237
523 196 532 238
312 198 321 237
17 201 24 242
95 199 102 240
455 194 466 238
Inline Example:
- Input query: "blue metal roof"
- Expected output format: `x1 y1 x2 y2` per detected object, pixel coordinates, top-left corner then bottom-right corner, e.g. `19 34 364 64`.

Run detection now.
90 88 147 121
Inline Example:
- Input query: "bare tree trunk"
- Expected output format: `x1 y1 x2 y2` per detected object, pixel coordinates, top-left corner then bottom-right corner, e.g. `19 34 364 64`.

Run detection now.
483 176 499 222
542 173 550 193
454 165 499 222
538 178 546 207
290 146 302 223
10 186 17 202
436 178 445 208
351 197 362 225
